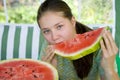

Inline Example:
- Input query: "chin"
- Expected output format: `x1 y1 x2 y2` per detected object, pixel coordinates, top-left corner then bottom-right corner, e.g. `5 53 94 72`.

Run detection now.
48 42 56 45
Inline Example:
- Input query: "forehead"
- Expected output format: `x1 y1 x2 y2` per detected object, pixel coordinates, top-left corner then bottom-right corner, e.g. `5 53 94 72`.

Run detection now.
39 11 66 28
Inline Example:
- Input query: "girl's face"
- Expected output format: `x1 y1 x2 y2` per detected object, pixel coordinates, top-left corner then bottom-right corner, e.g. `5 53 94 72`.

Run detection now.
39 11 76 44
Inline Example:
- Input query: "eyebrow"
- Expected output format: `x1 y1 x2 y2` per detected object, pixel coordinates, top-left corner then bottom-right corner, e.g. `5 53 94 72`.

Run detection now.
41 28 49 31
54 22 61 26
41 21 63 30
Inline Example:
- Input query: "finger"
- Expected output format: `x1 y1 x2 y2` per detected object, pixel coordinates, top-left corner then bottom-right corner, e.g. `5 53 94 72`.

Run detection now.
100 39 107 58
102 31 113 55
43 46 55 62
46 51 55 62
106 31 118 54
43 48 53 61
41 48 48 60
44 45 52 52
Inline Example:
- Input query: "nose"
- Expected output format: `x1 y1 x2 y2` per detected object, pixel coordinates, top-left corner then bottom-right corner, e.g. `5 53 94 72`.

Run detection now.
51 32 59 41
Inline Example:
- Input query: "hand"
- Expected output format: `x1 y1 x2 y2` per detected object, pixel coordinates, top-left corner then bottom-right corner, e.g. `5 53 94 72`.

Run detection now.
41 45 57 67
100 30 119 80
100 30 118 71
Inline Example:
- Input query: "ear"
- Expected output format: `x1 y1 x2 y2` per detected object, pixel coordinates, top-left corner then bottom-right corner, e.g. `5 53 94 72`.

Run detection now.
71 16 76 27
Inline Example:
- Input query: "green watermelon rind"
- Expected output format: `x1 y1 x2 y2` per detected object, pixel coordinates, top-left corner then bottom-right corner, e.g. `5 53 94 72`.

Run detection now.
54 26 109 60
0 59 59 80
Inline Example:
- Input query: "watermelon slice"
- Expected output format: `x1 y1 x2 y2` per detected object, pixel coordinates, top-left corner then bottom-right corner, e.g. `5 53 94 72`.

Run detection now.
0 59 58 80
54 27 109 60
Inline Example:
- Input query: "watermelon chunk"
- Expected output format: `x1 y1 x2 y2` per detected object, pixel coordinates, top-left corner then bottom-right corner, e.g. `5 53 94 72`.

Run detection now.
0 59 58 80
54 27 109 60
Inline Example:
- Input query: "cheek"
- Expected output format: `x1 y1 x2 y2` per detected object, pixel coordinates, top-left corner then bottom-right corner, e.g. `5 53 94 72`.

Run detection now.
61 23 76 40
43 35 50 41
61 28 76 40
45 37 50 41
44 35 54 44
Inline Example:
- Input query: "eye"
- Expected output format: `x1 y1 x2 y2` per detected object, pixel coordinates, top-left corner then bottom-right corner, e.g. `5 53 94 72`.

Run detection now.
56 25 63 30
42 29 50 34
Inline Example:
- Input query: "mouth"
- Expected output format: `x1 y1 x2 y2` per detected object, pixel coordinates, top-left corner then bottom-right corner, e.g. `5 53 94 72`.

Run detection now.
54 40 64 44
49 41 63 45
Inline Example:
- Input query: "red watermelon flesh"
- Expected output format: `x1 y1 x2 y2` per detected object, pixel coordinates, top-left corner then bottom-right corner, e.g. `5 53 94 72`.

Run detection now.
0 59 58 80
54 27 108 60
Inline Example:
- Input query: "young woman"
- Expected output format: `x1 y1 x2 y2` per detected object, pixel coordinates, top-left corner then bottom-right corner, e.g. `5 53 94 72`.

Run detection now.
37 0 119 80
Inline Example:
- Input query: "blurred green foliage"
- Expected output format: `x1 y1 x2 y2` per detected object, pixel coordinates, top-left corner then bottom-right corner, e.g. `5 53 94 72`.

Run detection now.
7 6 38 24
0 0 39 24
0 0 113 24
80 0 113 24
0 7 6 23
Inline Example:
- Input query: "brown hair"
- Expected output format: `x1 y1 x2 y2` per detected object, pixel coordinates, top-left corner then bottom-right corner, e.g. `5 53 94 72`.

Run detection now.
74 22 94 79
37 0 94 79
37 0 73 27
